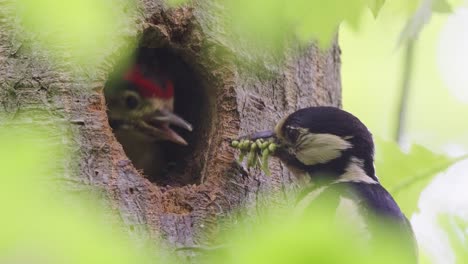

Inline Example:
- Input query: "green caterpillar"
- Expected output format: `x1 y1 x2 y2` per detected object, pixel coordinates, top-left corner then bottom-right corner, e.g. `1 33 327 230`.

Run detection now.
230 138 277 176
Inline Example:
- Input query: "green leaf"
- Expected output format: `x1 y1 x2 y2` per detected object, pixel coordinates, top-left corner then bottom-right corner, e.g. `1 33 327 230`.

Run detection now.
432 0 453 13
375 139 466 216
368 0 386 17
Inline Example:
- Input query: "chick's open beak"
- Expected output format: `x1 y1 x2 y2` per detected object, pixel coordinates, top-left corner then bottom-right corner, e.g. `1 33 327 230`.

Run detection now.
141 109 193 145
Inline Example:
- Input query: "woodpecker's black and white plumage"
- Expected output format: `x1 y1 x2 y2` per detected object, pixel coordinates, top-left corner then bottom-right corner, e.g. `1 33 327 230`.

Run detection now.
248 106 417 262
105 48 192 177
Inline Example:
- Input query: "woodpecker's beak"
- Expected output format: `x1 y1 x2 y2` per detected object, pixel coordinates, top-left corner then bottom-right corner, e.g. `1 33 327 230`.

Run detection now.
139 109 193 145
248 130 276 140
238 129 279 146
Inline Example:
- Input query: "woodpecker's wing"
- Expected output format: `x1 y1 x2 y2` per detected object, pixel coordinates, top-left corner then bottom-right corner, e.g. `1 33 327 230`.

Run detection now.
337 182 406 219
296 182 417 263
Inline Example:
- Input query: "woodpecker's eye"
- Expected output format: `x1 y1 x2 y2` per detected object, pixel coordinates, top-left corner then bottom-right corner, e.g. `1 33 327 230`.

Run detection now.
124 92 140 110
284 126 303 143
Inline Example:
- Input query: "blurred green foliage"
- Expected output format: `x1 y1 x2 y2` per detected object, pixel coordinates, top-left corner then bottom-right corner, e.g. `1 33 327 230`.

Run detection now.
222 0 365 49
204 203 414 264
14 0 137 69
168 0 426 50
0 123 157 264
168 0 420 62
4 0 468 263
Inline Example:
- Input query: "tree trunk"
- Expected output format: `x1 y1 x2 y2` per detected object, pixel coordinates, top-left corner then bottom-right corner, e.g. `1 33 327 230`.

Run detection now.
0 0 341 255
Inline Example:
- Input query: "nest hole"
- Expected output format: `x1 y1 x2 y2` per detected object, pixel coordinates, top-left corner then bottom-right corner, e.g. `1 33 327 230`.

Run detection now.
105 45 209 187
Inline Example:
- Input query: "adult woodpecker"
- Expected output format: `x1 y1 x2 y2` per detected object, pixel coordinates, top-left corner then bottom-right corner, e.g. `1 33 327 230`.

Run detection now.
247 106 417 262
104 48 192 177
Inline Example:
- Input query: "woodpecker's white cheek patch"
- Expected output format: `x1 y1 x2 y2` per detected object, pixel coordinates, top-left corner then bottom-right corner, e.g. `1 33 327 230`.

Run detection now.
295 133 352 166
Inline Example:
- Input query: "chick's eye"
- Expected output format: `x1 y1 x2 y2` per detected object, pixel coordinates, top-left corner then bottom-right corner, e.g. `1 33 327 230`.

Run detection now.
124 93 140 110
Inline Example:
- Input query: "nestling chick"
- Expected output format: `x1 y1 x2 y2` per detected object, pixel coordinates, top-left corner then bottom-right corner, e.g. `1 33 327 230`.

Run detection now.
105 48 192 178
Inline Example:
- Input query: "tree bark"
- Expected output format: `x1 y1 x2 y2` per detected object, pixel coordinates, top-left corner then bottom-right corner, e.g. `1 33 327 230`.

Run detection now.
0 0 341 255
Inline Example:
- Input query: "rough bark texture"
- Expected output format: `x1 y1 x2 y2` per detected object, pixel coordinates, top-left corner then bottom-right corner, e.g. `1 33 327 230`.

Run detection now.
0 0 341 256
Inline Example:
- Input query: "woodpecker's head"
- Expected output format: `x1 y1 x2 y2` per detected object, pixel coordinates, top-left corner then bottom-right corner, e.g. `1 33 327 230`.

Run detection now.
250 107 376 182
104 49 192 145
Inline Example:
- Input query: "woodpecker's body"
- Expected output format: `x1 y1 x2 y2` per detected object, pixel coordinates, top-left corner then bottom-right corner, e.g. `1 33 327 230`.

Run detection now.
105 48 192 178
248 106 417 262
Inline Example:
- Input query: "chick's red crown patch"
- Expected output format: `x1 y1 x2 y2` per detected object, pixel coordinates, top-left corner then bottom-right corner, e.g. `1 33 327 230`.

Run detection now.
124 65 174 99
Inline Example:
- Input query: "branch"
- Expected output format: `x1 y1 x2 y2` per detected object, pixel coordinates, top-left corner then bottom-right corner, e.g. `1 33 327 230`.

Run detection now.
394 40 415 146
